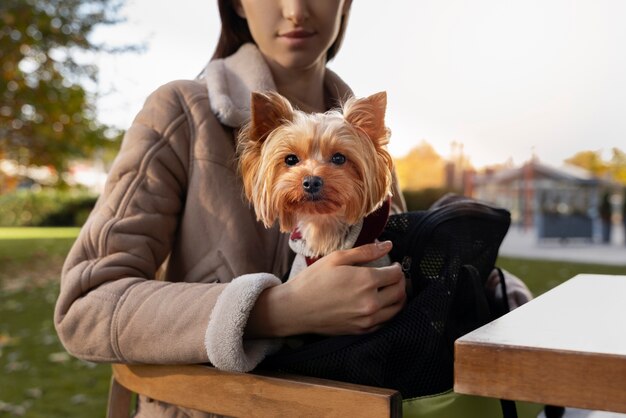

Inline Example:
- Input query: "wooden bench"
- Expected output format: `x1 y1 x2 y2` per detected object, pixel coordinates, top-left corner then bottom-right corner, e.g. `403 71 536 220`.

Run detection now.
107 363 402 418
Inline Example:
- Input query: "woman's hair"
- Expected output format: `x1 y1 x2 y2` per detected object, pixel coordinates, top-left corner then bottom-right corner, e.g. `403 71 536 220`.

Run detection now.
211 0 350 62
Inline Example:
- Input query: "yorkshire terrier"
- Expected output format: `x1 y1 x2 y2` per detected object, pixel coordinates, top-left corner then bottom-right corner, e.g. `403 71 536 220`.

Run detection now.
238 91 394 278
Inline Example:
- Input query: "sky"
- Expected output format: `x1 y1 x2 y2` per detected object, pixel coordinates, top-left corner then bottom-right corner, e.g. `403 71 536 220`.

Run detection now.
93 0 626 168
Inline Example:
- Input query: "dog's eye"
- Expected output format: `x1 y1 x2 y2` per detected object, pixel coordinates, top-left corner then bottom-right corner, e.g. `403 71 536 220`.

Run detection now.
331 153 346 165
285 154 299 166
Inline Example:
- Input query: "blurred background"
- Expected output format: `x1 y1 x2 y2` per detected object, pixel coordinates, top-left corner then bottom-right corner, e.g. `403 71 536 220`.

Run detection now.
1 0 625 416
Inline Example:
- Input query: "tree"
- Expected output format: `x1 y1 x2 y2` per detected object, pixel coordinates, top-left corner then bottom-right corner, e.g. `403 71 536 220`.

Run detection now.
394 141 447 191
564 148 626 186
564 150 609 177
609 148 626 185
0 0 132 176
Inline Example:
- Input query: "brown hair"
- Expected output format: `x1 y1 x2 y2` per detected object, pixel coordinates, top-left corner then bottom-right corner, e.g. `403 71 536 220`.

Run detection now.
211 0 351 62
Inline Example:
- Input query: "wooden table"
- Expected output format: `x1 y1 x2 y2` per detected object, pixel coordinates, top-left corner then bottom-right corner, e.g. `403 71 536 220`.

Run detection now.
454 274 626 414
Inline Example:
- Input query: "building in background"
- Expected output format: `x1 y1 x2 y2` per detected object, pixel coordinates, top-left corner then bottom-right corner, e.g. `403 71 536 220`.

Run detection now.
470 158 618 242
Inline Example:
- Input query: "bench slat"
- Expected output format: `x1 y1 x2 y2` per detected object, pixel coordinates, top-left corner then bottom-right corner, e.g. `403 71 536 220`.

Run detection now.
111 364 401 418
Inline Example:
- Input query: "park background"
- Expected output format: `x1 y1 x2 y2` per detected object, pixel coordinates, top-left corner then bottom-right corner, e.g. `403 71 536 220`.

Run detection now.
1 1 626 416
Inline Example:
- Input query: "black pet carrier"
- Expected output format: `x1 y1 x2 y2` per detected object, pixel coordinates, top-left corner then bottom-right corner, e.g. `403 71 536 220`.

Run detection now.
260 198 512 399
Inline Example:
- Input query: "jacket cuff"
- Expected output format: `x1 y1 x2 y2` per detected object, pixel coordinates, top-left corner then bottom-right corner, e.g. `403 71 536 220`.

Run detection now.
204 273 283 372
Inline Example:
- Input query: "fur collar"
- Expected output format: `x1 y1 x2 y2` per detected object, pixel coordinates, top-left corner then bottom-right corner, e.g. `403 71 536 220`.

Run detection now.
202 43 353 127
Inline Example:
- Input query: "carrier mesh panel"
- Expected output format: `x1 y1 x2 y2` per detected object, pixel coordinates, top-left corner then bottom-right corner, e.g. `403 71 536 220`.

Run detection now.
260 202 510 399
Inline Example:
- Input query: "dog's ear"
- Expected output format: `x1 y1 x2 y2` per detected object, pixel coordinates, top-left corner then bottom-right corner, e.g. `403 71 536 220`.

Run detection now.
343 91 389 147
250 91 294 143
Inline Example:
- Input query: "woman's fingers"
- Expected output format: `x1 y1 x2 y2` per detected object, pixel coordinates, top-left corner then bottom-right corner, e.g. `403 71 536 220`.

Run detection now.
376 269 407 306
373 262 405 288
328 241 393 266
344 267 407 334
351 296 406 334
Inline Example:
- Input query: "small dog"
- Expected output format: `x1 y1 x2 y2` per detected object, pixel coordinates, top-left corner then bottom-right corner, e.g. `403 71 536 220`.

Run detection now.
238 91 394 278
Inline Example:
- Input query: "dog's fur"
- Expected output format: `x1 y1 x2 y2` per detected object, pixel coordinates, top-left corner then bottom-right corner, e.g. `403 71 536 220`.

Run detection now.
238 91 394 266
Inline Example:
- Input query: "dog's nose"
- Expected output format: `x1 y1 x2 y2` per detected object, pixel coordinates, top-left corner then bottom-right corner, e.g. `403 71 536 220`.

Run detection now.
302 176 323 194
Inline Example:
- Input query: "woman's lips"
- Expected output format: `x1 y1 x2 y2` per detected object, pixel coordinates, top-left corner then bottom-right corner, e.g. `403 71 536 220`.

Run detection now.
280 29 315 39
279 29 316 48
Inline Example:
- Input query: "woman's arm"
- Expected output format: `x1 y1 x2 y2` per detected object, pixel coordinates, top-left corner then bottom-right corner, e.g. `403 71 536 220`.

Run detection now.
54 82 230 365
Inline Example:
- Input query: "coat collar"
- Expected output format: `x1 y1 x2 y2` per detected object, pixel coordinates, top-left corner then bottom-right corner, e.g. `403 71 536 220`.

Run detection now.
203 43 353 128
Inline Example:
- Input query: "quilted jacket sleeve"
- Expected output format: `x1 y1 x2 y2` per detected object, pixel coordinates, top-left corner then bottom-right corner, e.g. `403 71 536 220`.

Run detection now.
54 81 278 366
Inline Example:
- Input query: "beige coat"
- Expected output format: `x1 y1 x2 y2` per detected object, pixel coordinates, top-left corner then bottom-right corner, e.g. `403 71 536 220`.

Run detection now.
54 44 405 417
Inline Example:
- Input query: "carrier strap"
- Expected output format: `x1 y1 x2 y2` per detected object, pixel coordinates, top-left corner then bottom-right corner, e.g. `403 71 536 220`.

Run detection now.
500 399 518 418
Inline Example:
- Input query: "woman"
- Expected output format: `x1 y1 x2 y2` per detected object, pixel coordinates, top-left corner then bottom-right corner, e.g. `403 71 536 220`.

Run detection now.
55 1 407 415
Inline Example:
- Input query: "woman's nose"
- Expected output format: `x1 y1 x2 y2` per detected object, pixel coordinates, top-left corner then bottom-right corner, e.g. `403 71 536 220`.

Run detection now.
282 0 309 25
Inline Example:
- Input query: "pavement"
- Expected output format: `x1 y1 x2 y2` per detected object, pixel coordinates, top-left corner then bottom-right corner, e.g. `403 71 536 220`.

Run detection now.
499 224 626 267
500 224 625 417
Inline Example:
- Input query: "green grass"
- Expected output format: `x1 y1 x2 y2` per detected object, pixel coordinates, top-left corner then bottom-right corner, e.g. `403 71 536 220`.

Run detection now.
0 227 625 417
497 256 626 296
0 227 82 240
0 228 81 268
0 283 111 417
0 227 111 417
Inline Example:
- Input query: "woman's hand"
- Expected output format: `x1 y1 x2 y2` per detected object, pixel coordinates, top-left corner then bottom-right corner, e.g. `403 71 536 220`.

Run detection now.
246 241 406 338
